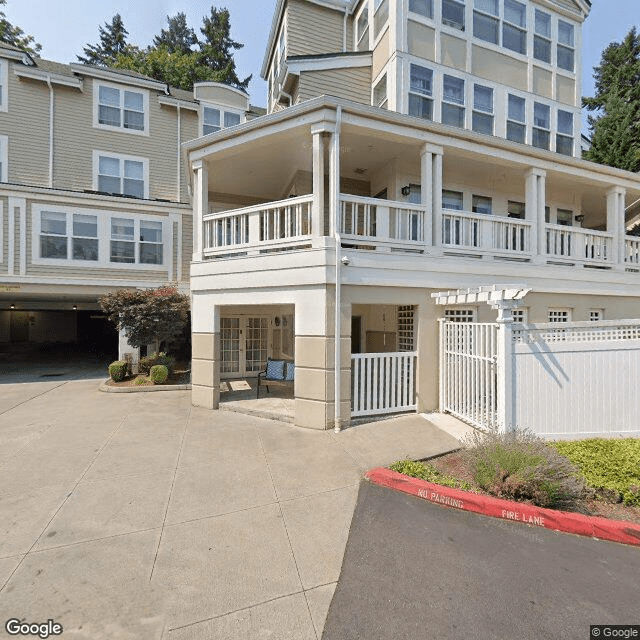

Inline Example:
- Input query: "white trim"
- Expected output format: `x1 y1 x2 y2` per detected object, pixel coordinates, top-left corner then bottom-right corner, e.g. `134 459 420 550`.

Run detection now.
92 150 150 200
18 198 26 275
0 59 7 112
0 200 3 264
158 95 199 111
69 63 167 91
31 203 171 273
199 104 245 138
0 135 7 182
286 53 373 75
13 67 83 89
92 80 150 137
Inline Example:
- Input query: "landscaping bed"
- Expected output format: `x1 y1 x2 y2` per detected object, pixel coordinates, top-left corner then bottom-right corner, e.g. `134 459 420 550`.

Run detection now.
105 354 190 388
390 432 640 526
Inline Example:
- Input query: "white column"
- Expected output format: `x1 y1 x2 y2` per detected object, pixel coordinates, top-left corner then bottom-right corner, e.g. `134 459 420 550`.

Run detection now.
311 125 326 242
607 186 626 270
495 302 515 434
431 148 443 254
329 123 341 238
192 159 208 262
525 168 546 263
420 144 433 248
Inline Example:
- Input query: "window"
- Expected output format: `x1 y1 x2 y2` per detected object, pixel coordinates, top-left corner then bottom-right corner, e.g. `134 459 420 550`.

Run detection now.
549 309 571 323
373 74 387 108
557 20 575 72
397 306 416 351
503 0 526 55
534 10 551 63
0 59 7 112
472 84 493 134
532 102 550 150
473 0 499 45
409 64 434 120
445 308 476 322
506 94 526 143
111 217 163 265
356 7 369 50
442 75 465 127
202 106 242 135
442 189 463 210
442 0 465 31
557 209 573 226
472 195 492 215
96 83 147 133
96 153 147 199
410 0 434 19
589 309 604 322
556 110 574 156
507 201 525 219
0 135 6 182
512 308 527 323
374 0 389 37
39 211 98 261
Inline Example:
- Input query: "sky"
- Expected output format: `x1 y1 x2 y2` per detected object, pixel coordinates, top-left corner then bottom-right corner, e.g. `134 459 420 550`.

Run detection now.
6 0 640 117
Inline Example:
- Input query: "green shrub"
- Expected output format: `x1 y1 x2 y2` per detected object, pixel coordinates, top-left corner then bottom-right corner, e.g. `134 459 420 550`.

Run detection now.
108 360 128 382
389 459 472 491
552 438 640 506
462 430 588 511
139 352 175 375
149 364 168 384
134 375 149 386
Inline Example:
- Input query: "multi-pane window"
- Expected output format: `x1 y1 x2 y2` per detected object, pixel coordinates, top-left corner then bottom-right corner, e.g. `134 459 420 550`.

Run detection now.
410 0 434 19
534 10 551 63
221 318 241 374
556 110 574 156
442 75 465 128
507 201 525 219
442 189 464 210
397 306 416 351
589 310 604 322
110 218 135 263
512 308 527 323
473 0 499 45
442 0 465 31
532 102 550 150
549 309 571 322
203 106 241 135
374 0 389 37
97 85 145 132
503 0 526 54
356 7 369 50
472 195 492 215
40 211 98 261
557 20 575 72
506 94 526 143
472 84 494 134
445 308 476 322
373 74 388 108
139 220 163 264
409 64 434 120
97 154 146 198
110 218 163 265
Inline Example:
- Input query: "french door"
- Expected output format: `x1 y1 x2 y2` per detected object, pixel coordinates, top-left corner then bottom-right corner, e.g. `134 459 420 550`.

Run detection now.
220 317 270 378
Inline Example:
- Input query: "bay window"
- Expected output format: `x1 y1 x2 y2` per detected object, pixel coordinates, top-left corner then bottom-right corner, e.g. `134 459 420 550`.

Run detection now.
506 94 526 143
442 75 465 128
472 84 494 135
557 20 575 71
532 102 550 150
502 0 526 55
556 110 574 156
534 10 551 63
408 64 434 120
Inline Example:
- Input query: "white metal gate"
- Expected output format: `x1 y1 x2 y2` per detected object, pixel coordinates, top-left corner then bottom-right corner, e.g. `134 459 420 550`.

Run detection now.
351 352 417 417
440 321 499 430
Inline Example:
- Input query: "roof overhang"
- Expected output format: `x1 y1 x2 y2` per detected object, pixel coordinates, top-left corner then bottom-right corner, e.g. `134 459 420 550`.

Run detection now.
286 51 372 75
14 67 83 89
0 47 35 65
157 95 199 111
68 63 168 92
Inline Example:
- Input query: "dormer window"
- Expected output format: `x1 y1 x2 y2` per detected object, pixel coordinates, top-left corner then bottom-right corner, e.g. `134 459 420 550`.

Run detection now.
202 106 242 136
94 82 148 135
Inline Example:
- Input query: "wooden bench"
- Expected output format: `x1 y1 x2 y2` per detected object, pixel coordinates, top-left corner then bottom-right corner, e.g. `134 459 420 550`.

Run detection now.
257 358 295 398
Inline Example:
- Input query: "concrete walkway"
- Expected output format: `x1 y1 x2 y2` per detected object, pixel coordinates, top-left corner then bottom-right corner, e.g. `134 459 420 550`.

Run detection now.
0 377 461 639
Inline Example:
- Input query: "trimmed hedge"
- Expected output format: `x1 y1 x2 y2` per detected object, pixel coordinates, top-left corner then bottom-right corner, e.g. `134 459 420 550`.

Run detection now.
149 364 169 384
108 360 128 382
139 352 175 375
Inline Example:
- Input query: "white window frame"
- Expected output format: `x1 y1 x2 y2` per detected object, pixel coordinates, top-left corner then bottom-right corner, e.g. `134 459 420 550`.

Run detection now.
200 104 244 137
0 135 7 182
408 63 434 121
373 73 388 109
355 4 370 50
110 217 164 266
589 309 604 322
93 81 149 136
373 0 390 40
502 0 527 56
557 19 575 72
441 74 465 128
92 151 149 200
31 203 168 271
548 308 572 323
442 0 466 31
0 59 8 112
472 84 494 135
532 101 551 150
533 9 552 65
409 0 434 21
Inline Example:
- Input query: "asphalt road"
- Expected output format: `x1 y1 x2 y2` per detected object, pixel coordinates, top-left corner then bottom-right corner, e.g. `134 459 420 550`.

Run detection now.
323 481 640 640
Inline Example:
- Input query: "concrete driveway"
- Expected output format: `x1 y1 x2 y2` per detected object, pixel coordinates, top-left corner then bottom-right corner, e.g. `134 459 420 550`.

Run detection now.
0 376 461 639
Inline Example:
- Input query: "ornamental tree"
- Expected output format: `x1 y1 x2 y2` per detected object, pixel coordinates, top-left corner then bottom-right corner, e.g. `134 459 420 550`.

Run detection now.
99 284 190 352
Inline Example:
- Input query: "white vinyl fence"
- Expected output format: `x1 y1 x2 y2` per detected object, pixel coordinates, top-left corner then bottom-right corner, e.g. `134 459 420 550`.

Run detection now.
351 352 416 417
440 318 640 439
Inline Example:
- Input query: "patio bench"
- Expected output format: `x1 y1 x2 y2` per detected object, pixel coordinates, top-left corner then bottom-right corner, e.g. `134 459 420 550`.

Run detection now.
257 358 295 398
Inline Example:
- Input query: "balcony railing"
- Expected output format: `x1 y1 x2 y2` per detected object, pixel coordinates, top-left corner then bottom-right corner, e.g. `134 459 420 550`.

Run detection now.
202 195 314 256
625 236 640 267
546 224 612 265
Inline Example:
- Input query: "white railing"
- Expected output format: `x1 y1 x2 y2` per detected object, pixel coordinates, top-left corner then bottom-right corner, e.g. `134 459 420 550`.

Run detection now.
351 352 416 417
512 319 640 344
340 195 428 250
546 224 612 264
440 322 499 430
441 210 531 255
202 195 313 255
625 236 640 266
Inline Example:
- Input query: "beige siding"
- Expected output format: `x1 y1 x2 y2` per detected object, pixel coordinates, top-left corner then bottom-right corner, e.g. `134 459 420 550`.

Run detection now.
372 30 390 79
287 0 346 57
556 75 577 106
0 195 6 275
297 67 372 105
441 34 467 72
181 212 192 281
471 46 527 91
407 21 436 61
532 67 553 99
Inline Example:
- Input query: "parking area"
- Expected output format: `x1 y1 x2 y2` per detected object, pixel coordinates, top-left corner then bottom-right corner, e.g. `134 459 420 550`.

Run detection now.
0 377 461 639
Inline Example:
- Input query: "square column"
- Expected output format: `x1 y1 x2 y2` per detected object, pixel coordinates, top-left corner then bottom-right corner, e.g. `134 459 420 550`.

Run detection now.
311 125 327 243
192 159 208 263
421 144 443 253
525 168 546 264
607 186 626 270
191 294 220 409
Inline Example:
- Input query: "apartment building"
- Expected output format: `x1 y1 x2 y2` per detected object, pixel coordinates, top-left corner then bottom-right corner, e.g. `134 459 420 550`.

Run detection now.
186 0 639 430
0 43 261 356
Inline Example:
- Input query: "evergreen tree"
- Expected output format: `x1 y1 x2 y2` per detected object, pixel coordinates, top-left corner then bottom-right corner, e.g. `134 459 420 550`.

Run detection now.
78 14 129 66
0 0 41 55
583 27 640 172
153 12 197 55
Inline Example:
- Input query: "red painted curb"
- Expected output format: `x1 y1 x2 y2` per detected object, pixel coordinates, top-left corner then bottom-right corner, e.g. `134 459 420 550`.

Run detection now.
366 467 640 547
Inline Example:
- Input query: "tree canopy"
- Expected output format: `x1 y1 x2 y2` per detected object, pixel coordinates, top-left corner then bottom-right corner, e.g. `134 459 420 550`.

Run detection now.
79 7 251 93
583 27 640 172
0 0 41 56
